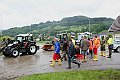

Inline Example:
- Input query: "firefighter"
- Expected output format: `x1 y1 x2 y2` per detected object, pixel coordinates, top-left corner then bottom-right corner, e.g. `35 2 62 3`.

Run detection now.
61 39 68 61
107 35 113 58
93 36 100 61
88 38 93 59
100 36 106 57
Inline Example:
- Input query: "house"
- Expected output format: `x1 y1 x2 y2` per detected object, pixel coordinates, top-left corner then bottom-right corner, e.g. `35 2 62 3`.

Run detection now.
108 15 120 41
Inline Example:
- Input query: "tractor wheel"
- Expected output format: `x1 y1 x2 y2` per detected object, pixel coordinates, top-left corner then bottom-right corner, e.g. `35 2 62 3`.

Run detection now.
28 44 37 55
11 48 19 58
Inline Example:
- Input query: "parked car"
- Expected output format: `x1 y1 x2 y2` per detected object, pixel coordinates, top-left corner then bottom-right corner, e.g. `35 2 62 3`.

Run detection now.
113 40 120 52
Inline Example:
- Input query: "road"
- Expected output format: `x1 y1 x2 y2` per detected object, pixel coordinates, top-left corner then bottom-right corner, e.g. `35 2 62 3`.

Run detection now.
0 45 120 80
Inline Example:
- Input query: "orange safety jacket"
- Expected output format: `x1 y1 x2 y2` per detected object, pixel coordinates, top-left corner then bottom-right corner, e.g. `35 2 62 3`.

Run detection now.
93 38 100 48
89 40 93 50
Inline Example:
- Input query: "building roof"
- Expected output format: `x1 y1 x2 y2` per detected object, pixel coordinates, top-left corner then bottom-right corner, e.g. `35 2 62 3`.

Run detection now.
108 15 120 32
16 34 33 37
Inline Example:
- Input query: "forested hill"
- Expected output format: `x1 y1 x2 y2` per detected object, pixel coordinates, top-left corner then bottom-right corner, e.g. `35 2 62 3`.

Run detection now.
2 15 114 37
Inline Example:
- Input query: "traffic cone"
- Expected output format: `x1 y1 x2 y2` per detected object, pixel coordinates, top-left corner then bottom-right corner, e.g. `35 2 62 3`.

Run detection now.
58 59 62 66
50 60 55 67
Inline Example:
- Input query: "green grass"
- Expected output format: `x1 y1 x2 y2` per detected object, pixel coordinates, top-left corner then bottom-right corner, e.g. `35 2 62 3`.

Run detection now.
18 69 120 80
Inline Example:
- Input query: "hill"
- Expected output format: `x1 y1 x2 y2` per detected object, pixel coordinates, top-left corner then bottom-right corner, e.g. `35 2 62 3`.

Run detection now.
2 16 114 37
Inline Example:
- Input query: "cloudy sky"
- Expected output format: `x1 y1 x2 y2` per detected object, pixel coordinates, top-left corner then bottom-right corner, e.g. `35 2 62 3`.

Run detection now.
0 0 120 29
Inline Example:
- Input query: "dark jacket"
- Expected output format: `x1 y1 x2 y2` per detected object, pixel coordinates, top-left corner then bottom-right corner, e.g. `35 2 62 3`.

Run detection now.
68 42 75 57
75 48 80 54
62 41 68 51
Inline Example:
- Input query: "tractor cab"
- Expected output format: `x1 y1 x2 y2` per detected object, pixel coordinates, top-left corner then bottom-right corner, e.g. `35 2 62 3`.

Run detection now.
16 34 34 42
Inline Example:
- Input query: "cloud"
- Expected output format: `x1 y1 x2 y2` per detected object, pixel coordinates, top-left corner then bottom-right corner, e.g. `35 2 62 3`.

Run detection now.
92 0 120 18
0 0 120 29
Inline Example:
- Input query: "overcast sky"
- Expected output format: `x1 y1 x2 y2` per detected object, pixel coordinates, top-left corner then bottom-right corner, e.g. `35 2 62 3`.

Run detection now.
0 0 120 30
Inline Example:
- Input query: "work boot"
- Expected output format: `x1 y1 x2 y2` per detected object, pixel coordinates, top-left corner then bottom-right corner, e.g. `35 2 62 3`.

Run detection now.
100 52 103 56
50 60 55 67
58 59 62 66
107 56 111 58
73 61 81 68
93 55 98 61
85 56 87 62
78 63 81 68
66 67 71 69
103 52 106 57
82 55 87 62
66 62 71 69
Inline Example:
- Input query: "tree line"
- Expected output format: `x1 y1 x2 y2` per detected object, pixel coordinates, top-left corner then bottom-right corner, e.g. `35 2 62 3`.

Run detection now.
2 15 114 37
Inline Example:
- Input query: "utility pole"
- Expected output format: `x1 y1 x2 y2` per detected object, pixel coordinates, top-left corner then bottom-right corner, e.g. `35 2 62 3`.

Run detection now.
88 19 90 33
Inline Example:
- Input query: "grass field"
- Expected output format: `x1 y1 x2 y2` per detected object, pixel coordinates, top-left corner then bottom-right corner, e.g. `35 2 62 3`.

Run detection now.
18 69 120 80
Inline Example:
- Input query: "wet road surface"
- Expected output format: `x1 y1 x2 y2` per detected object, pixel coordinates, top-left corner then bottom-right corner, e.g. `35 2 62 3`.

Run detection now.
0 45 120 80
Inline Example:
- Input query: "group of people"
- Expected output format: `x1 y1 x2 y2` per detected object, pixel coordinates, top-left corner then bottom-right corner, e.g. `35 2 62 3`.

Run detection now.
50 34 113 69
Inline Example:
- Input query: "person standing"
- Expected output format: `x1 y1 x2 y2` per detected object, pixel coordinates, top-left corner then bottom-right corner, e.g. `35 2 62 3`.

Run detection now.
61 39 68 61
100 36 106 57
75 44 81 61
67 40 81 69
71 36 75 46
107 35 113 58
88 38 93 59
81 36 90 62
93 36 100 61
50 38 61 67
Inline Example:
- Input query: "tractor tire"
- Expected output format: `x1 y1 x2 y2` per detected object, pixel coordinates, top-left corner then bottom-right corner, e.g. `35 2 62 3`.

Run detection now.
28 44 37 55
11 48 19 58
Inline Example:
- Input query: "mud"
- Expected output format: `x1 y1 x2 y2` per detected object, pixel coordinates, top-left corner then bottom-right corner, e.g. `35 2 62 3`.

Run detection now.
0 45 120 80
